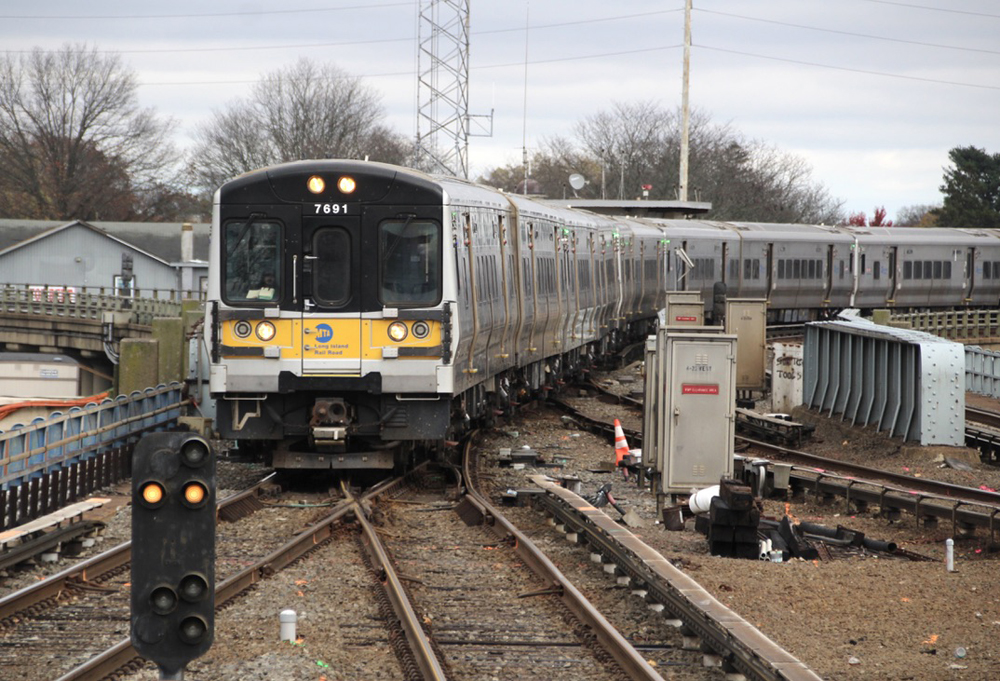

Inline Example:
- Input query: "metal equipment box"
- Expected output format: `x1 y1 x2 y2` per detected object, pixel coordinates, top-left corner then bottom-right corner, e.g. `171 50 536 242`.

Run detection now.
724 299 767 391
657 301 704 328
652 331 737 496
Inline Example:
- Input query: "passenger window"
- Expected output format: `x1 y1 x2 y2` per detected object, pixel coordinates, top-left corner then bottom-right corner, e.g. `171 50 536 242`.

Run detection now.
945 261 952 279
378 219 441 306
778 260 785 280
873 261 881 281
985 262 992 280
934 261 943 279
808 260 816 279
904 261 913 280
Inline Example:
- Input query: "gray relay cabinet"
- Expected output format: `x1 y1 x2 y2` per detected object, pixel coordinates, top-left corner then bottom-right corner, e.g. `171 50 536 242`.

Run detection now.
644 330 737 504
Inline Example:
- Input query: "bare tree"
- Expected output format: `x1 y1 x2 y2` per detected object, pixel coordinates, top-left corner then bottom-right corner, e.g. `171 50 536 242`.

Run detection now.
0 44 178 220
190 59 412 192
896 204 940 227
482 101 843 224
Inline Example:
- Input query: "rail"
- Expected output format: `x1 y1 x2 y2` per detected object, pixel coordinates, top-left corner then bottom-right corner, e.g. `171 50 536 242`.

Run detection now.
0 283 203 326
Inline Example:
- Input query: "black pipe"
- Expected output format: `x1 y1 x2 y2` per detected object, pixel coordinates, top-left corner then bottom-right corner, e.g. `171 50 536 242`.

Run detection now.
795 520 897 554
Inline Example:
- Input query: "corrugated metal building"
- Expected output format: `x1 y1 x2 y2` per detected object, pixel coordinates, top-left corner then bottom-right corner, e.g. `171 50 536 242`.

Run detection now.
0 220 209 294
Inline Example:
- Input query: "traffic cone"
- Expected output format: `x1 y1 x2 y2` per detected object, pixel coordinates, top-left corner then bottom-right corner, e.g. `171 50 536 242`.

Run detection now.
613 419 629 474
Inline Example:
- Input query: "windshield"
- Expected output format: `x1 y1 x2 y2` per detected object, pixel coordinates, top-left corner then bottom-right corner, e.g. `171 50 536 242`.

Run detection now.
379 219 441 306
223 219 282 303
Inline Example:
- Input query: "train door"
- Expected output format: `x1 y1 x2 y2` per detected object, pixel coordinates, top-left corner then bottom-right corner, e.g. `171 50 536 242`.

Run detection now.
300 215 363 375
823 245 834 303
765 243 775 301
885 245 898 303
966 247 976 302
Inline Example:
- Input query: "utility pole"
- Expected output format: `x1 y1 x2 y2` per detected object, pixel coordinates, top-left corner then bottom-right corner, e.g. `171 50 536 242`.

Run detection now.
679 0 692 202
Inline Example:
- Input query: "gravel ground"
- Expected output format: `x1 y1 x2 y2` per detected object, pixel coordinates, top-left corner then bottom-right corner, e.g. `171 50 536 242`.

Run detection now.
480 366 1000 681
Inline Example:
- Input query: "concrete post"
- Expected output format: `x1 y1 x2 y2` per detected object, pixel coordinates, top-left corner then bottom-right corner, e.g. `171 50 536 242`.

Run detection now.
152 317 184 385
119 338 159 396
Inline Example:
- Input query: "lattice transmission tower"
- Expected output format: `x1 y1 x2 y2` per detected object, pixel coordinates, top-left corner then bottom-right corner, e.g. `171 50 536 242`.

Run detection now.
416 0 490 178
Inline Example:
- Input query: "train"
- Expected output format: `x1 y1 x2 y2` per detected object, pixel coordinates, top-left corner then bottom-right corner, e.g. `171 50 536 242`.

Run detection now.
205 159 1000 471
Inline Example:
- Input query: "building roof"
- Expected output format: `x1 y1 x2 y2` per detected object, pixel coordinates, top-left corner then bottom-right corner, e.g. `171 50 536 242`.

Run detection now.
0 219 209 262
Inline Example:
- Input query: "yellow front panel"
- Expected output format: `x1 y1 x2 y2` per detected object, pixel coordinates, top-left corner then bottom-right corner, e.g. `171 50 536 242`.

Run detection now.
221 319 298 358
364 320 442 359
302 319 363 359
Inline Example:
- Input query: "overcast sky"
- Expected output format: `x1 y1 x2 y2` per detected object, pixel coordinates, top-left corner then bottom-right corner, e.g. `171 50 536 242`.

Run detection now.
3 0 998 221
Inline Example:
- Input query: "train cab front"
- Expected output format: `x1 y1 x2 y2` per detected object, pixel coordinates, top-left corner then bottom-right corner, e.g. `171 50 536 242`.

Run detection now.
207 161 454 470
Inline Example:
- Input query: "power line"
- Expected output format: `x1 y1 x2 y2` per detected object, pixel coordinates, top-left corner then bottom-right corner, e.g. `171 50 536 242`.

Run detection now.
0 2 412 20
141 45 684 87
698 43 1000 91
857 0 1000 19
1 8 683 56
698 8 1000 56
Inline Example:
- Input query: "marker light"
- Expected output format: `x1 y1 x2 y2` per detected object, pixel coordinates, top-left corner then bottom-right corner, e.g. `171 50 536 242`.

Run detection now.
338 176 357 194
183 481 208 506
140 481 165 506
387 321 408 342
233 320 252 338
255 321 276 341
412 321 430 339
306 175 325 194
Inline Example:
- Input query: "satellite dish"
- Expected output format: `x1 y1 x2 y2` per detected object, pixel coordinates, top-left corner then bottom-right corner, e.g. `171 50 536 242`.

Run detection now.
568 173 586 190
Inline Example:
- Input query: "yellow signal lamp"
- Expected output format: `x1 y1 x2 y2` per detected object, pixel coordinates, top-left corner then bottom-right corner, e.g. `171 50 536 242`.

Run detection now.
183 481 209 507
255 321 276 342
387 321 408 342
140 481 165 507
338 176 357 194
306 175 326 194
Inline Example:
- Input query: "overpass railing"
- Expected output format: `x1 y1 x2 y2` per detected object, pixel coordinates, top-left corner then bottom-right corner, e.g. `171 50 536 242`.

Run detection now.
0 383 186 529
878 308 1000 341
0 283 203 326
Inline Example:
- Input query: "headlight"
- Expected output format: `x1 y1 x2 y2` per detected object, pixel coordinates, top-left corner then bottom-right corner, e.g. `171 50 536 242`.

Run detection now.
338 176 356 194
412 320 430 339
306 175 325 194
387 321 408 342
255 321 276 341
233 320 252 338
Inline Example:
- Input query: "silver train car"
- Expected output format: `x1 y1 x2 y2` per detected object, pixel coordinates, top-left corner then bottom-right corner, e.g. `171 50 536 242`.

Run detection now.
205 160 1000 470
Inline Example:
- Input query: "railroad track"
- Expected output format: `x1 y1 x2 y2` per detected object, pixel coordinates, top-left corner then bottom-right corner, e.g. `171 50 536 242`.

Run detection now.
0 475 284 681
553 389 1000 540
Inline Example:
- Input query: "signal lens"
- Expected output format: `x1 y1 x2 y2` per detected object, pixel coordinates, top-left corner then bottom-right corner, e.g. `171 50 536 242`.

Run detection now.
338 176 356 194
306 175 325 194
178 616 209 644
140 481 165 507
180 439 209 468
150 586 178 615
179 574 210 603
183 482 208 508
387 321 408 342
255 321 276 341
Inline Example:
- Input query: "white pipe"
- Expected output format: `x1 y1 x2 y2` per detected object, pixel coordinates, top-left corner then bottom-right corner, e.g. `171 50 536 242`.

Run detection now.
945 538 955 572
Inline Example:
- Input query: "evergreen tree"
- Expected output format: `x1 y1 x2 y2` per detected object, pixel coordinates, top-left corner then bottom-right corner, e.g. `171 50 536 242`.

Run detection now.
932 146 1000 229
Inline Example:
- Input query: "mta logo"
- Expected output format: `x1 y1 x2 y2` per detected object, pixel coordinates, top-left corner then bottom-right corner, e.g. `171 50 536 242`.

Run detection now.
315 324 333 342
